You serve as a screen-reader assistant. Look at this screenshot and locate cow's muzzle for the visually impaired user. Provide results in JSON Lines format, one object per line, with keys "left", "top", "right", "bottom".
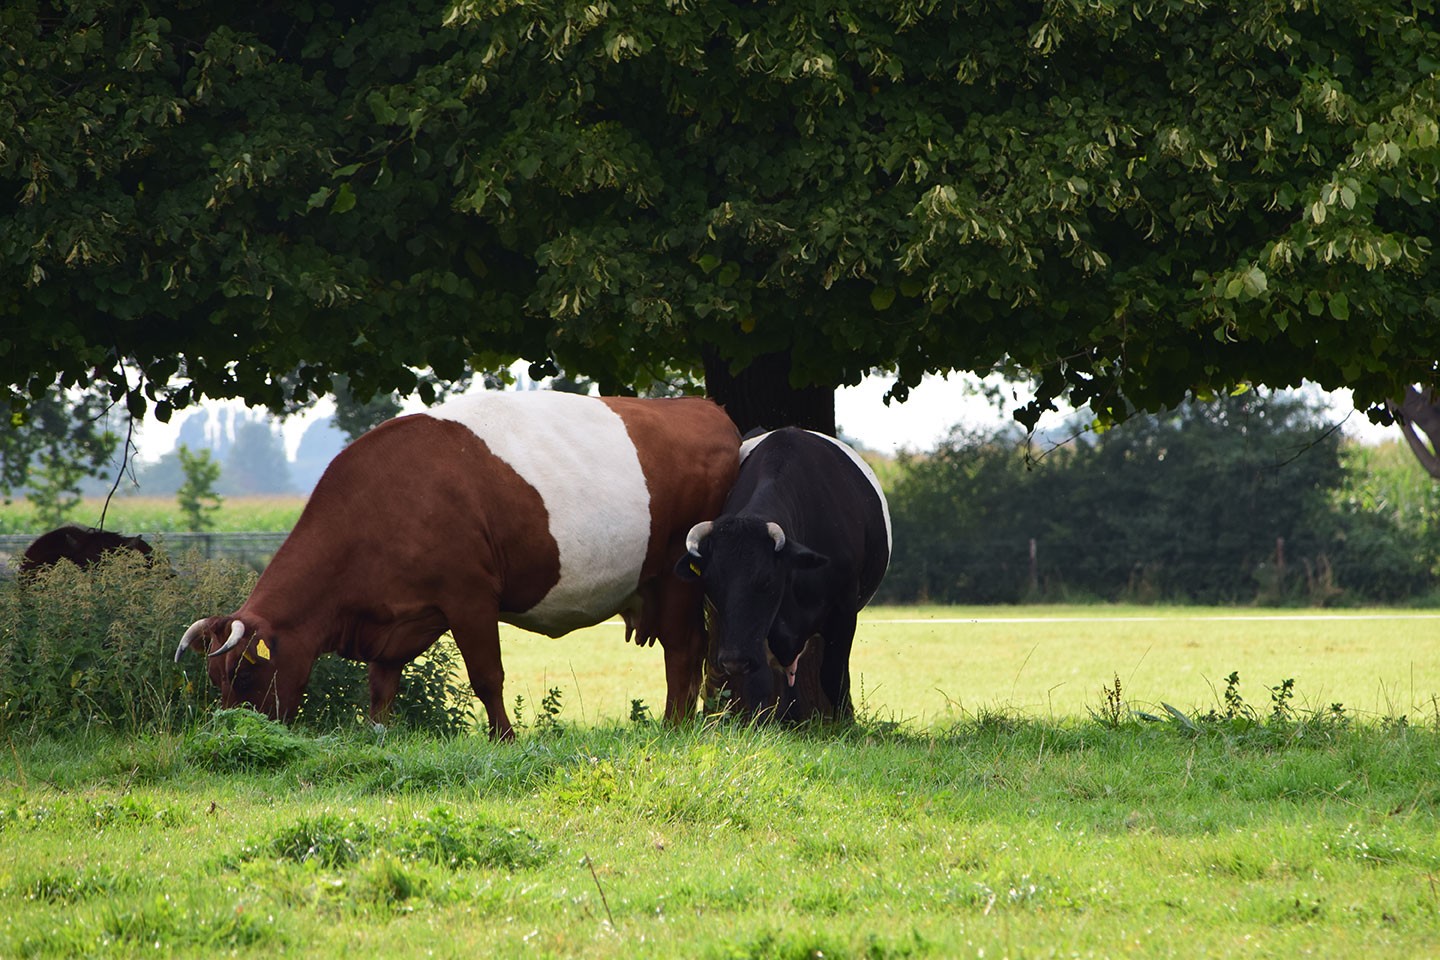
{"left": 717, "top": 654, "right": 760, "bottom": 677}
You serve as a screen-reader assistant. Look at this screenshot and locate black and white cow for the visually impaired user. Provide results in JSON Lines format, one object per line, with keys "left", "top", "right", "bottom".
{"left": 675, "top": 427, "right": 891, "bottom": 720}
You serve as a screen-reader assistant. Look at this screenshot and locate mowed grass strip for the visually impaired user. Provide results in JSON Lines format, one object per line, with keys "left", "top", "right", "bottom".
{"left": 1, "top": 716, "right": 1438, "bottom": 959}
{"left": 495, "top": 606, "right": 1440, "bottom": 728}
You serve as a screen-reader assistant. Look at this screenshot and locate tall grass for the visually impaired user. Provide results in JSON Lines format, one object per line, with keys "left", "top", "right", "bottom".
{"left": 0, "top": 552, "right": 471, "bottom": 737}
{"left": 0, "top": 549, "right": 255, "bottom": 733}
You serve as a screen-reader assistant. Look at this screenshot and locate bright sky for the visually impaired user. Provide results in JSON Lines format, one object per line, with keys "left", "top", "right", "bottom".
{"left": 834, "top": 375, "right": 1399, "bottom": 453}
{"left": 130, "top": 370, "right": 1398, "bottom": 465}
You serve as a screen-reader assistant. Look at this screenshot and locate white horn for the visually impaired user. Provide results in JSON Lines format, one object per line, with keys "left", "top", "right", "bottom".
{"left": 685, "top": 521, "right": 714, "bottom": 557}
{"left": 174, "top": 618, "right": 208, "bottom": 662}
{"left": 766, "top": 522, "right": 786, "bottom": 552}
{"left": 208, "top": 620, "right": 247, "bottom": 659}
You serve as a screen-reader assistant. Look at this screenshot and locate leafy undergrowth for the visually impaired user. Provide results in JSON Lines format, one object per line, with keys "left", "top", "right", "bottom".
{"left": 2, "top": 713, "right": 1439, "bottom": 958}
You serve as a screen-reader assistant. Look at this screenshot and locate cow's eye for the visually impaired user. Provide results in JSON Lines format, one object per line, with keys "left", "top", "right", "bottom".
{"left": 747, "top": 571, "right": 778, "bottom": 593}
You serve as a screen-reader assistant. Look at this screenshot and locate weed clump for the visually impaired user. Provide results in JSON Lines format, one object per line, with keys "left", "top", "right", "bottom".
{"left": 254, "top": 806, "right": 545, "bottom": 871}
{"left": 185, "top": 708, "right": 314, "bottom": 770}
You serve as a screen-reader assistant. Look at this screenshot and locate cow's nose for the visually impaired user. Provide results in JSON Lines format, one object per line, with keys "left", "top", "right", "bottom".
{"left": 718, "top": 655, "right": 758, "bottom": 677}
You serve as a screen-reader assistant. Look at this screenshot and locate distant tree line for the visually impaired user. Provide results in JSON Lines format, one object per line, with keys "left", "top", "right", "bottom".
{"left": 880, "top": 391, "right": 1440, "bottom": 606}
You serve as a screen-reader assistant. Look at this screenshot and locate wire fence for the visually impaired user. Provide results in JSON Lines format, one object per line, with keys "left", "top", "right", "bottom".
{"left": 0, "top": 531, "right": 289, "bottom": 574}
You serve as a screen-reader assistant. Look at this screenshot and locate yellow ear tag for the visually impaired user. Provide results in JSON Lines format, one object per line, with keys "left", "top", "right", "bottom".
{"left": 689, "top": 561, "right": 702, "bottom": 576}
{"left": 256, "top": 638, "right": 271, "bottom": 661}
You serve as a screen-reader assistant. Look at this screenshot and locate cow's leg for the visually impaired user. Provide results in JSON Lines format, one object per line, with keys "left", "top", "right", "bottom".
{"left": 661, "top": 629, "right": 706, "bottom": 723}
{"left": 651, "top": 581, "right": 707, "bottom": 723}
{"left": 818, "top": 610, "right": 858, "bottom": 721}
{"left": 367, "top": 661, "right": 403, "bottom": 726}
{"left": 449, "top": 608, "right": 514, "bottom": 741}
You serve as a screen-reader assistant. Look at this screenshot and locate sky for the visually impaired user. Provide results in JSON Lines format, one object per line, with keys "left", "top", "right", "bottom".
{"left": 130, "top": 369, "right": 1400, "bottom": 465}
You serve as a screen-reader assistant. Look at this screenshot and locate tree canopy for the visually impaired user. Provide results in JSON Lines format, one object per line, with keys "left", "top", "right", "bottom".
{"left": 3, "top": 1, "right": 1437, "bottom": 433}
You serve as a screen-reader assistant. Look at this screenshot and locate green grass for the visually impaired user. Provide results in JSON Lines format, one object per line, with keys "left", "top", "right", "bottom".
{"left": 498, "top": 606, "right": 1440, "bottom": 729}
{"left": 0, "top": 495, "right": 307, "bottom": 534}
{"left": 7, "top": 590, "right": 1440, "bottom": 957}
{"left": 2, "top": 713, "right": 1439, "bottom": 959}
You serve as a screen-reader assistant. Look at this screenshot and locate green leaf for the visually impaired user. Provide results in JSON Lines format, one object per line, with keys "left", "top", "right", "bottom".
{"left": 366, "top": 90, "right": 396, "bottom": 125}
{"left": 1328, "top": 293, "right": 1350, "bottom": 321}
{"left": 1241, "top": 266, "right": 1267, "bottom": 298}
{"left": 332, "top": 182, "right": 357, "bottom": 214}
{"left": 1161, "top": 702, "right": 1199, "bottom": 733}
{"left": 870, "top": 287, "right": 897, "bottom": 311}
{"left": 697, "top": 254, "right": 722, "bottom": 275}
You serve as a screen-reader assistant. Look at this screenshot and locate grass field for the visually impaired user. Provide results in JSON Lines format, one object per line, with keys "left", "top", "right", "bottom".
{"left": 3, "top": 608, "right": 1440, "bottom": 958}
{"left": 495, "top": 606, "right": 1440, "bottom": 730}
{"left": 3, "top": 712, "right": 1439, "bottom": 959}
{"left": 0, "top": 496, "right": 308, "bottom": 535}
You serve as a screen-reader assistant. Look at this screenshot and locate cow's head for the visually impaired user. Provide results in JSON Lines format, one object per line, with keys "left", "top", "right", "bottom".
{"left": 174, "top": 616, "right": 306, "bottom": 721}
{"left": 119, "top": 534, "right": 154, "bottom": 559}
{"left": 675, "top": 518, "right": 828, "bottom": 715}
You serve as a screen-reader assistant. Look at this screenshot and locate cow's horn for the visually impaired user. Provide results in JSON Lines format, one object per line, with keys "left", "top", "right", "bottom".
{"left": 175, "top": 619, "right": 208, "bottom": 662}
{"left": 766, "top": 522, "right": 786, "bottom": 552}
{"left": 685, "top": 521, "right": 714, "bottom": 556}
{"left": 208, "top": 620, "right": 247, "bottom": 659}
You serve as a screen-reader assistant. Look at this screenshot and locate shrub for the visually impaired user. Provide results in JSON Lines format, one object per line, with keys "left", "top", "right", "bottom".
{"left": 0, "top": 549, "right": 255, "bottom": 734}
{"left": 882, "top": 392, "right": 1440, "bottom": 605}
{"left": 299, "top": 640, "right": 473, "bottom": 736}
{"left": 0, "top": 549, "right": 472, "bottom": 736}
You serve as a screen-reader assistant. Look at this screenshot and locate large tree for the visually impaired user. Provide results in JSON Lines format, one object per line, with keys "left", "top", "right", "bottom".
{"left": 3, "top": 1, "right": 1437, "bottom": 435}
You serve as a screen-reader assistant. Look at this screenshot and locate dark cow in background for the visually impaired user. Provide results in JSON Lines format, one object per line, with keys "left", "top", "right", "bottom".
{"left": 676, "top": 427, "right": 891, "bottom": 721}
{"left": 175, "top": 391, "right": 740, "bottom": 739}
{"left": 19, "top": 525, "right": 154, "bottom": 577}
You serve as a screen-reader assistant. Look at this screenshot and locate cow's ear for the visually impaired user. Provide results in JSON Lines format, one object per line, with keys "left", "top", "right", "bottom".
{"left": 674, "top": 553, "right": 707, "bottom": 581}
{"left": 786, "top": 542, "right": 829, "bottom": 570}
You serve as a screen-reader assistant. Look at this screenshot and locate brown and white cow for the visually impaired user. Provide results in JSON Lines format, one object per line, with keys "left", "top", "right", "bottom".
{"left": 175, "top": 391, "right": 740, "bottom": 738}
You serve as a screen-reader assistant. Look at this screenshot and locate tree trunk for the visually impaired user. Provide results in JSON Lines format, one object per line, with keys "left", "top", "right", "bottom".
{"left": 701, "top": 347, "right": 836, "bottom": 437}
{"left": 1390, "top": 386, "right": 1440, "bottom": 481}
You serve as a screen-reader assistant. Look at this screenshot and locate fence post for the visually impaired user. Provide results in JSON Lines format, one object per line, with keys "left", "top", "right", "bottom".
{"left": 1275, "top": 536, "right": 1286, "bottom": 589}
{"left": 1028, "top": 537, "right": 1038, "bottom": 595}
